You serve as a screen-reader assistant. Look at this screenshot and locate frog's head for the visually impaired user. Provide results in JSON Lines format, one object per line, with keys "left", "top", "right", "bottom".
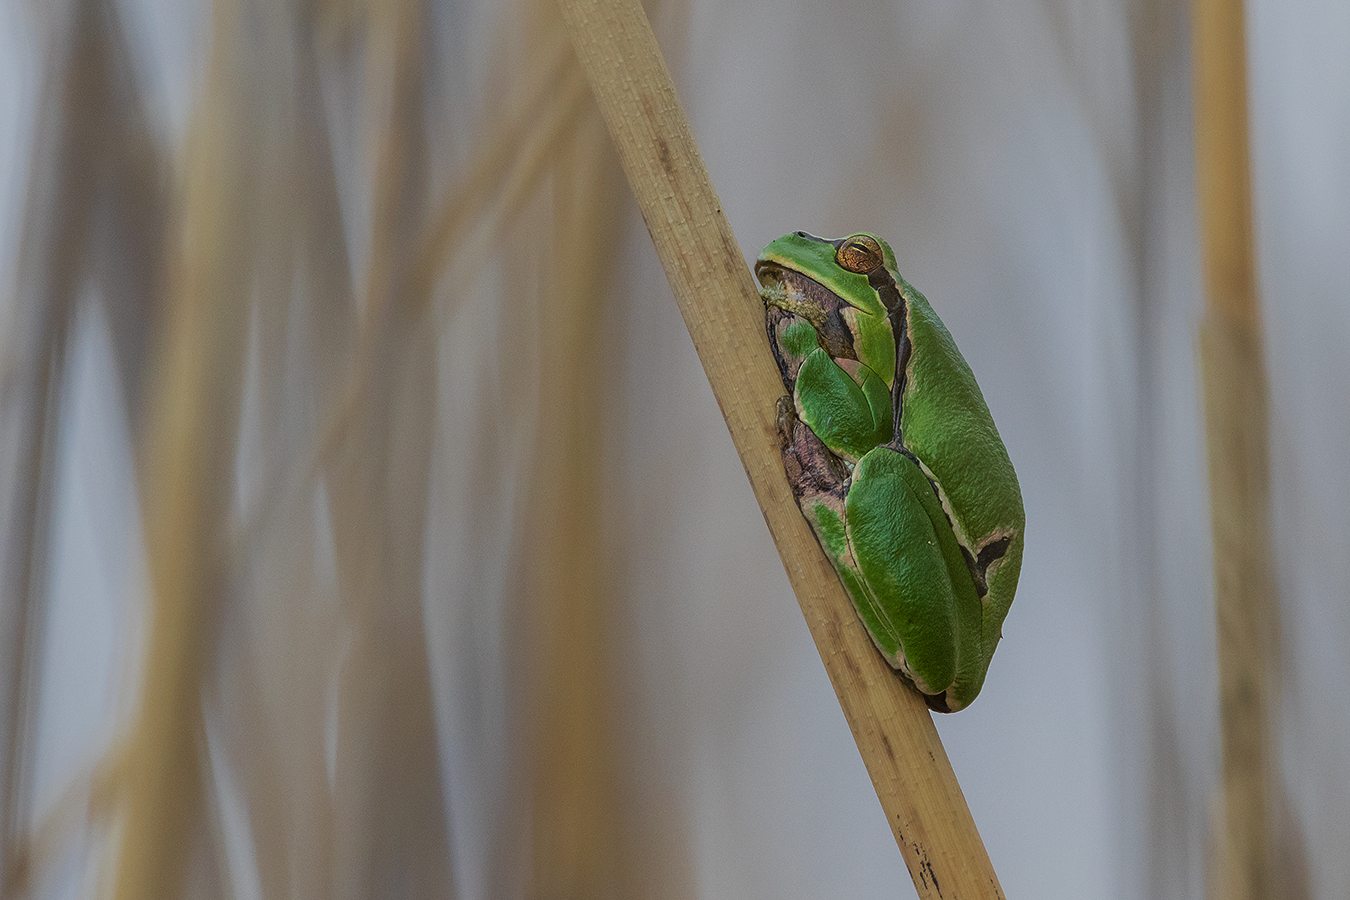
{"left": 755, "top": 231, "right": 901, "bottom": 389}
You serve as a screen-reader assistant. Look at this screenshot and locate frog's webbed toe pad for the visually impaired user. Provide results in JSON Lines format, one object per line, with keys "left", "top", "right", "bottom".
{"left": 774, "top": 395, "right": 798, "bottom": 447}
{"left": 776, "top": 396, "right": 848, "bottom": 502}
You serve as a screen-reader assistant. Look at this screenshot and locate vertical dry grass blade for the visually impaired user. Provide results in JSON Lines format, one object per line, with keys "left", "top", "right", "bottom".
{"left": 0, "top": 14, "right": 79, "bottom": 885}
{"left": 408, "top": 22, "right": 584, "bottom": 309}
{"left": 109, "top": 0, "right": 264, "bottom": 894}
{"left": 201, "top": 7, "right": 359, "bottom": 900}
{"left": 322, "top": 1, "right": 454, "bottom": 896}
{"left": 2, "top": 0, "right": 167, "bottom": 891}
{"left": 555, "top": 0, "right": 1004, "bottom": 895}
{"left": 514, "top": 28, "right": 637, "bottom": 898}
{"left": 1191, "top": 1, "right": 1286, "bottom": 898}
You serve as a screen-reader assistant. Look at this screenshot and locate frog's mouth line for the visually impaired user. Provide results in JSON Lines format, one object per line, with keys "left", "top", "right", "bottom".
{"left": 755, "top": 264, "right": 869, "bottom": 369}
{"left": 754, "top": 262, "right": 790, "bottom": 309}
{"left": 754, "top": 262, "right": 848, "bottom": 320}
{"left": 753, "top": 259, "right": 793, "bottom": 300}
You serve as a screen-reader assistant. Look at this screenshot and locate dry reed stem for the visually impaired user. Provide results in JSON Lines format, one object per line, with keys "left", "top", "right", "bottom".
{"left": 209, "top": 9, "right": 357, "bottom": 898}
{"left": 108, "top": 0, "right": 274, "bottom": 893}
{"left": 232, "top": 38, "right": 588, "bottom": 559}
{"left": 519, "top": 26, "right": 637, "bottom": 894}
{"left": 0, "top": 323, "right": 63, "bottom": 900}
{"left": 3, "top": 1, "right": 168, "bottom": 890}
{"left": 556, "top": 0, "right": 1003, "bottom": 895}
{"left": 322, "top": 1, "right": 454, "bottom": 895}
{"left": 1191, "top": 0, "right": 1279, "bottom": 897}
{"left": 0, "top": 5, "right": 104, "bottom": 885}
{"left": 407, "top": 24, "right": 581, "bottom": 304}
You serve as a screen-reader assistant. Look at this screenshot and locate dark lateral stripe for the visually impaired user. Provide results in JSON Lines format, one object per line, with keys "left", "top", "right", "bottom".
{"left": 960, "top": 534, "right": 1013, "bottom": 598}
{"left": 867, "top": 267, "right": 911, "bottom": 443}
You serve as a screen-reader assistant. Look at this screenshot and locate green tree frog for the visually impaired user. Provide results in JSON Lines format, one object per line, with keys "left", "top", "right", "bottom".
{"left": 756, "top": 232, "right": 1024, "bottom": 712}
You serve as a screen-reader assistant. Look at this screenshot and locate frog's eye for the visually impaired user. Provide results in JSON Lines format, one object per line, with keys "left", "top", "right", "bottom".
{"left": 835, "top": 234, "right": 884, "bottom": 274}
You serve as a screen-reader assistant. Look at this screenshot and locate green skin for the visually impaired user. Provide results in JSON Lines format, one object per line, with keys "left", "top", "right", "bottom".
{"left": 756, "top": 232, "right": 1024, "bottom": 712}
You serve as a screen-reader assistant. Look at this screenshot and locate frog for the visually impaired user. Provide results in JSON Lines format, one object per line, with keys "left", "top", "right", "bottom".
{"left": 756, "top": 231, "right": 1024, "bottom": 712}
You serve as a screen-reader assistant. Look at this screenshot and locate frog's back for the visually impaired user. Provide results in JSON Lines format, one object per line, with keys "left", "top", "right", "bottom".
{"left": 897, "top": 281, "right": 1023, "bottom": 541}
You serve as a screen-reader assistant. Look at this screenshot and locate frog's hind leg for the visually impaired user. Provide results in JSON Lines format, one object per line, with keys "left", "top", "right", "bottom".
{"left": 846, "top": 446, "right": 986, "bottom": 712}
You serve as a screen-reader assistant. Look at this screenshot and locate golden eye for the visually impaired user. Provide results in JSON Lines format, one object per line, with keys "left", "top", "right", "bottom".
{"left": 835, "top": 234, "right": 884, "bottom": 274}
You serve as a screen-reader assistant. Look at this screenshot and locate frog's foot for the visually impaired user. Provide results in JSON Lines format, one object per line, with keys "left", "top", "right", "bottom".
{"left": 775, "top": 395, "right": 849, "bottom": 502}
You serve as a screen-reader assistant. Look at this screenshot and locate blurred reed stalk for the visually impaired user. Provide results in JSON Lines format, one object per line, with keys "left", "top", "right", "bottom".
{"left": 0, "top": 19, "right": 78, "bottom": 890}
{"left": 1191, "top": 0, "right": 1287, "bottom": 898}
{"left": 108, "top": 0, "right": 262, "bottom": 892}
{"left": 555, "top": 0, "right": 1005, "bottom": 896}
{"left": 197, "top": 3, "right": 355, "bottom": 898}
{"left": 8, "top": 0, "right": 665, "bottom": 894}
{"left": 510, "top": 10, "right": 636, "bottom": 896}
{"left": 2, "top": 0, "right": 167, "bottom": 892}
{"left": 323, "top": 0, "right": 456, "bottom": 895}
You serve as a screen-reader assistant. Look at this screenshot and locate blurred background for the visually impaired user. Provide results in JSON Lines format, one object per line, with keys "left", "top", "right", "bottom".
{"left": 0, "top": 0, "right": 1347, "bottom": 898}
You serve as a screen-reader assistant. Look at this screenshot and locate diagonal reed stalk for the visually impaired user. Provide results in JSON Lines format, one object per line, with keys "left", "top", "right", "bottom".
{"left": 555, "top": 0, "right": 1004, "bottom": 896}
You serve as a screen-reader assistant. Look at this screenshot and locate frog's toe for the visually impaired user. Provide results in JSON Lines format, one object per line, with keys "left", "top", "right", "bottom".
{"left": 774, "top": 395, "right": 798, "bottom": 444}
{"left": 779, "top": 411, "right": 849, "bottom": 503}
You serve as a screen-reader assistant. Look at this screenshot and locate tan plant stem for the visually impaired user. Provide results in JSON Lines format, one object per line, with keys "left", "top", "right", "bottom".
{"left": 521, "top": 100, "right": 635, "bottom": 900}
{"left": 323, "top": 2, "right": 455, "bottom": 897}
{"left": 556, "top": 0, "right": 1004, "bottom": 895}
{"left": 1191, "top": 0, "right": 1279, "bottom": 898}
{"left": 110, "top": 0, "right": 257, "bottom": 893}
